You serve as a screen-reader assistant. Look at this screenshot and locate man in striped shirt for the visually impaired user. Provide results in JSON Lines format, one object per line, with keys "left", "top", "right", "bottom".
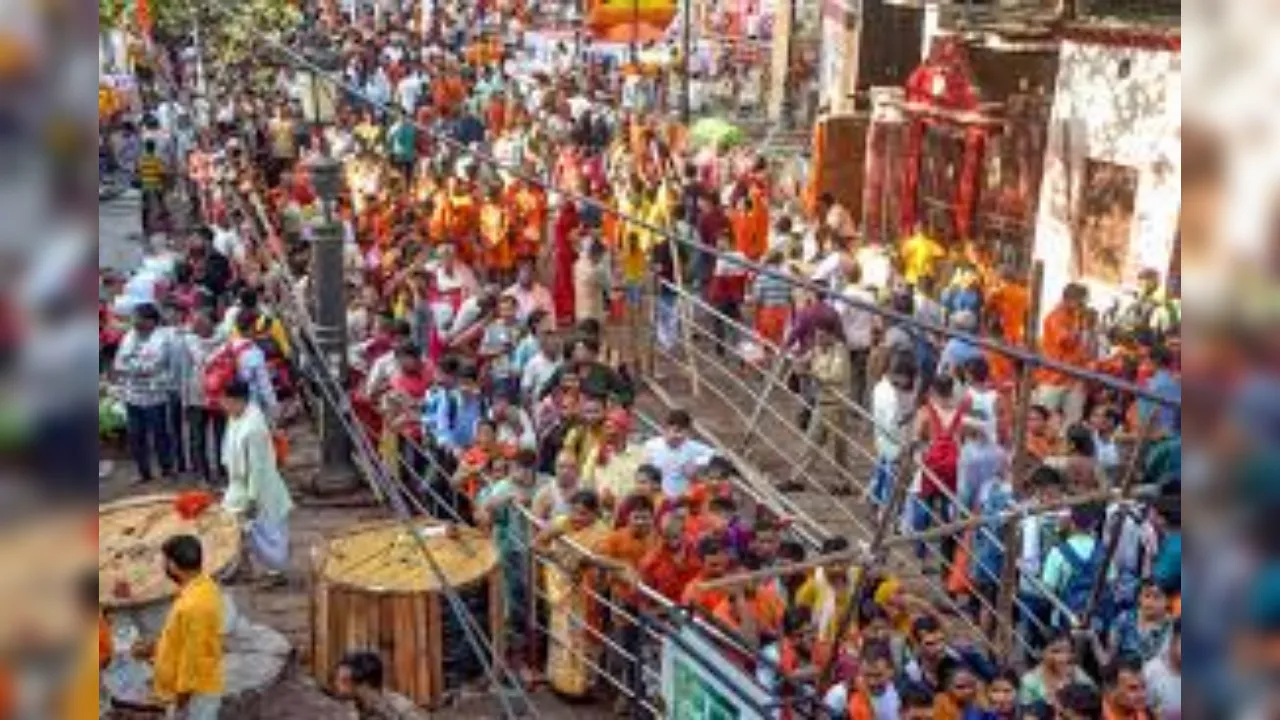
{"left": 748, "top": 251, "right": 794, "bottom": 347}
{"left": 138, "top": 139, "right": 168, "bottom": 234}
{"left": 113, "top": 303, "right": 181, "bottom": 482}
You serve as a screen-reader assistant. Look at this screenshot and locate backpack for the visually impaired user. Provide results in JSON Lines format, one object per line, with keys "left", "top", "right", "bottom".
{"left": 202, "top": 340, "right": 254, "bottom": 404}
{"left": 1057, "top": 539, "right": 1106, "bottom": 627}
{"left": 919, "top": 395, "right": 970, "bottom": 498}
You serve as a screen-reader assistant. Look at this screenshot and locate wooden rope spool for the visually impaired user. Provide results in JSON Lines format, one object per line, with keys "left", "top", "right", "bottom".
{"left": 98, "top": 494, "right": 242, "bottom": 609}
{"left": 311, "top": 520, "right": 503, "bottom": 709}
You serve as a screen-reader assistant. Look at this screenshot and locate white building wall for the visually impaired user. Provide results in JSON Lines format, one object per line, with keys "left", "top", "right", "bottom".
{"left": 1032, "top": 39, "right": 1181, "bottom": 314}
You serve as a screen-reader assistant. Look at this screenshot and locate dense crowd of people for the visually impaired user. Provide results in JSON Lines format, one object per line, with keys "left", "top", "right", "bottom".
{"left": 97, "top": 1, "right": 1182, "bottom": 718}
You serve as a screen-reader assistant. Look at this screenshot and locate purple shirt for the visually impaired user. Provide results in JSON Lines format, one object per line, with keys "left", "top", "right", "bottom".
{"left": 784, "top": 301, "right": 844, "bottom": 353}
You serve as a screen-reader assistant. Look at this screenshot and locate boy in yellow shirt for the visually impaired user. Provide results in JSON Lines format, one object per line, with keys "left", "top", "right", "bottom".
{"left": 135, "top": 534, "right": 224, "bottom": 719}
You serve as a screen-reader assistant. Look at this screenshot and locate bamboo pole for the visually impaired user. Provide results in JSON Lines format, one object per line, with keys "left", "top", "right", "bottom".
{"left": 693, "top": 544, "right": 872, "bottom": 593}
{"left": 994, "top": 260, "right": 1042, "bottom": 658}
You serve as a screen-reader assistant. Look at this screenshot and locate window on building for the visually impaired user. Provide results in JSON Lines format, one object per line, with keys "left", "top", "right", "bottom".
{"left": 1074, "top": 159, "right": 1139, "bottom": 285}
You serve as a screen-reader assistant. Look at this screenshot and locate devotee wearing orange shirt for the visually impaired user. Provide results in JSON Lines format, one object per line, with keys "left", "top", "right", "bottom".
{"left": 597, "top": 497, "right": 659, "bottom": 708}
{"left": 711, "top": 554, "right": 786, "bottom": 648}
{"left": 681, "top": 534, "right": 735, "bottom": 616}
{"left": 479, "top": 187, "right": 514, "bottom": 282}
{"left": 509, "top": 181, "right": 547, "bottom": 262}
{"left": 1036, "top": 283, "right": 1092, "bottom": 424}
{"left": 639, "top": 513, "right": 701, "bottom": 603}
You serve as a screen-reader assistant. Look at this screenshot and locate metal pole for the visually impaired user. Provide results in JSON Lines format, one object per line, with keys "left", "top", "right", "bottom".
{"left": 816, "top": 444, "right": 916, "bottom": 688}
{"left": 995, "top": 260, "right": 1042, "bottom": 659}
{"left": 681, "top": 0, "right": 693, "bottom": 125}
{"left": 307, "top": 152, "right": 351, "bottom": 486}
{"left": 736, "top": 352, "right": 787, "bottom": 454}
{"left": 193, "top": 16, "right": 206, "bottom": 102}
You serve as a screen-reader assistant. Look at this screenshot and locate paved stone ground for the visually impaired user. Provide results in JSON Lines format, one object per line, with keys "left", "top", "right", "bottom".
{"left": 102, "top": 421, "right": 613, "bottom": 719}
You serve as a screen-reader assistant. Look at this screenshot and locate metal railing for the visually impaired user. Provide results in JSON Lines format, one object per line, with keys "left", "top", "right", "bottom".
{"left": 645, "top": 275, "right": 1091, "bottom": 657}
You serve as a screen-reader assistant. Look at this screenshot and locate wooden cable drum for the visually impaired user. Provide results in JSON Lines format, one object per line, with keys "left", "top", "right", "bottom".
{"left": 312, "top": 520, "right": 503, "bottom": 709}
{"left": 98, "top": 494, "right": 241, "bottom": 609}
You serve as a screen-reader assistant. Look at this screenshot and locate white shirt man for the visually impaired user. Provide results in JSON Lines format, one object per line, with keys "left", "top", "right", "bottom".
{"left": 396, "top": 71, "right": 425, "bottom": 114}
{"left": 871, "top": 371, "right": 914, "bottom": 466}
{"left": 1144, "top": 627, "right": 1181, "bottom": 719}
{"left": 365, "top": 68, "right": 392, "bottom": 107}
{"left": 642, "top": 433, "right": 714, "bottom": 498}
{"left": 212, "top": 222, "right": 246, "bottom": 265}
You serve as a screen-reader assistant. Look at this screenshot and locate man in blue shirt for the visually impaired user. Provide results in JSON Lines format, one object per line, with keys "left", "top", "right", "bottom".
{"left": 1138, "top": 345, "right": 1180, "bottom": 437}
{"left": 937, "top": 311, "right": 985, "bottom": 378}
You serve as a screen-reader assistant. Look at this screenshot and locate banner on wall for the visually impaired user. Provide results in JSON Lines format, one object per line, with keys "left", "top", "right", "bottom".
{"left": 661, "top": 623, "right": 773, "bottom": 719}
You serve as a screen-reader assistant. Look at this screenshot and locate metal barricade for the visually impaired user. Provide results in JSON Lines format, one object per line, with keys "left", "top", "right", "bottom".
{"left": 643, "top": 275, "right": 1086, "bottom": 657}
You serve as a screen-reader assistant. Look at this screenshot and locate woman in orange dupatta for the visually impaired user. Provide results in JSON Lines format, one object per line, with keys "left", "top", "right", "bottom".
{"left": 538, "top": 489, "right": 614, "bottom": 698}
{"left": 451, "top": 420, "right": 512, "bottom": 503}
{"left": 744, "top": 181, "right": 770, "bottom": 261}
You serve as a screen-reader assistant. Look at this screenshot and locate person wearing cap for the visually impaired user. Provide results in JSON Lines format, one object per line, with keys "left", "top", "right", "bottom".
{"left": 788, "top": 318, "right": 854, "bottom": 494}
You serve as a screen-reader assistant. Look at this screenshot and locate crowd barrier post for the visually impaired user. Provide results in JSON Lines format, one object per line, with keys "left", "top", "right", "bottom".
{"left": 669, "top": 224, "right": 702, "bottom": 397}
{"left": 816, "top": 441, "right": 917, "bottom": 688}
{"left": 998, "top": 258, "right": 1039, "bottom": 655}
{"left": 996, "top": 260, "right": 1044, "bottom": 659}
{"left": 1081, "top": 414, "right": 1157, "bottom": 626}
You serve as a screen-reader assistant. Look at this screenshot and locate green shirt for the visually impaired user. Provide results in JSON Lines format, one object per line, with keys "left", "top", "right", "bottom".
{"left": 476, "top": 476, "right": 545, "bottom": 555}
{"left": 388, "top": 121, "right": 417, "bottom": 163}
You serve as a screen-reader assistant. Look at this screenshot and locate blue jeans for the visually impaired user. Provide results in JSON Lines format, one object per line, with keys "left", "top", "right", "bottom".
{"left": 910, "top": 493, "right": 953, "bottom": 562}
{"left": 126, "top": 403, "right": 174, "bottom": 481}
{"left": 655, "top": 291, "right": 679, "bottom": 351}
{"left": 871, "top": 455, "right": 895, "bottom": 507}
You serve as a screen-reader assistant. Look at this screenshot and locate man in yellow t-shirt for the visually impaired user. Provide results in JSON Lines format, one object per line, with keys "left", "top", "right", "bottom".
{"left": 899, "top": 229, "right": 945, "bottom": 286}
{"left": 136, "top": 535, "right": 224, "bottom": 719}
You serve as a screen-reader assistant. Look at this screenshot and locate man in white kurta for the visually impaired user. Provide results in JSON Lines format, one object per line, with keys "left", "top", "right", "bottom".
{"left": 221, "top": 380, "right": 294, "bottom": 579}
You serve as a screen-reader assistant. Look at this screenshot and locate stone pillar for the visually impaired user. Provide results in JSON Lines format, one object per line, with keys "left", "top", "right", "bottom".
{"left": 310, "top": 218, "right": 351, "bottom": 478}
{"left": 767, "top": 0, "right": 794, "bottom": 123}
{"left": 831, "top": 1, "right": 862, "bottom": 115}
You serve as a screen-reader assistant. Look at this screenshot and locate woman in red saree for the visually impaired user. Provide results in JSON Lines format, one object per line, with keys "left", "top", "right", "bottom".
{"left": 551, "top": 200, "right": 580, "bottom": 327}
